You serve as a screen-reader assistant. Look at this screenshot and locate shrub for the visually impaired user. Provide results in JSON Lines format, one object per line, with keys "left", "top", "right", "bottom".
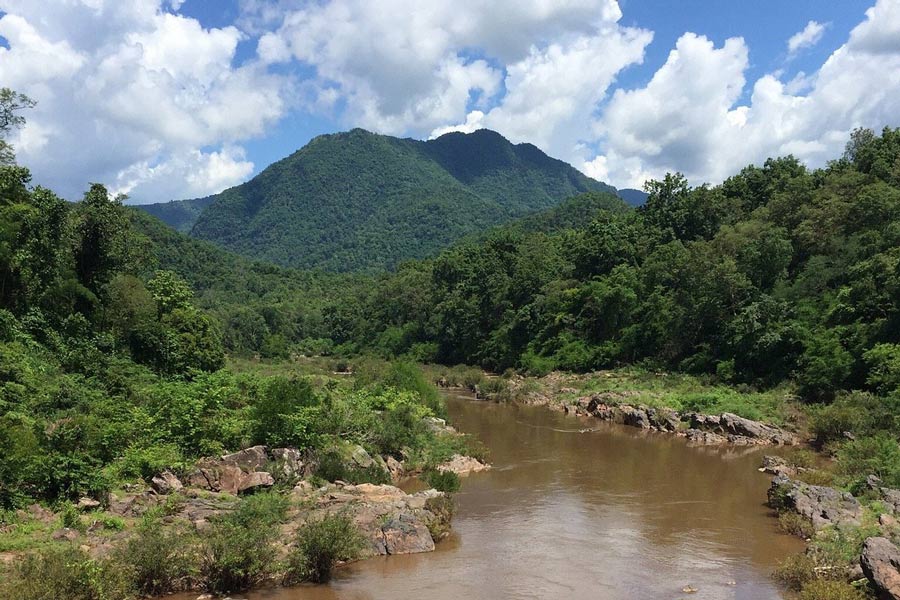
{"left": 774, "top": 553, "right": 817, "bottom": 591}
{"left": 778, "top": 512, "right": 814, "bottom": 538}
{"left": 118, "top": 517, "right": 195, "bottom": 595}
{"left": 0, "top": 545, "right": 130, "bottom": 600}
{"left": 424, "top": 495, "right": 455, "bottom": 541}
{"left": 199, "top": 495, "right": 284, "bottom": 594}
{"left": 423, "top": 469, "right": 460, "bottom": 493}
{"left": 60, "top": 501, "right": 85, "bottom": 532}
{"left": 837, "top": 433, "right": 900, "bottom": 488}
{"left": 798, "top": 580, "right": 866, "bottom": 600}
{"left": 285, "top": 513, "right": 365, "bottom": 584}
{"left": 314, "top": 450, "right": 389, "bottom": 485}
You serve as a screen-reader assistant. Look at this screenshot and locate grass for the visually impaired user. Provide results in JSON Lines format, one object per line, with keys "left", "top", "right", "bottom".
{"left": 285, "top": 513, "right": 365, "bottom": 584}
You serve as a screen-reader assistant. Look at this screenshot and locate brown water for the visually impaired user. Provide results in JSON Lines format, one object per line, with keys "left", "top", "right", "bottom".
{"left": 234, "top": 394, "right": 804, "bottom": 600}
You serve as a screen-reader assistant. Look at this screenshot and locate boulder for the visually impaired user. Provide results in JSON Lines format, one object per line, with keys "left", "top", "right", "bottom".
{"left": 77, "top": 497, "right": 100, "bottom": 511}
{"left": 375, "top": 512, "right": 435, "bottom": 555}
{"left": 720, "top": 413, "right": 797, "bottom": 445}
{"left": 759, "top": 455, "right": 795, "bottom": 477}
{"left": 648, "top": 407, "right": 680, "bottom": 431}
{"left": 619, "top": 405, "right": 650, "bottom": 429}
{"left": 683, "top": 429, "right": 728, "bottom": 446}
{"left": 220, "top": 445, "right": 268, "bottom": 471}
{"left": 769, "top": 475, "right": 862, "bottom": 530}
{"left": 437, "top": 454, "right": 490, "bottom": 475}
{"left": 52, "top": 528, "right": 79, "bottom": 541}
{"left": 386, "top": 456, "right": 404, "bottom": 482}
{"left": 350, "top": 444, "right": 375, "bottom": 469}
{"left": 271, "top": 448, "right": 304, "bottom": 479}
{"left": 150, "top": 470, "right": 183, "bottom": 495}
{"left": 861, "top": 537, "right": 900, "bottom": 600}
{"left": 238, "top": 471, "right": 275, "bottom": 492}
{"left": 187, "top": 464, "right": 274, "bottom": 495}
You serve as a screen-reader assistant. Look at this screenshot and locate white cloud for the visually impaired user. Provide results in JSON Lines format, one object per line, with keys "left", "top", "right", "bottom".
{"left": 592, "top": 0, "right": 900, "bottom": 189}
{"left": 256, "top": 0, "right": 632, "bottom": 137}
{"left": 788, "top": 20, "right": 826, "bottom": 55}
{"left": 0, "top": 0, "right": 288, "bottom": 203}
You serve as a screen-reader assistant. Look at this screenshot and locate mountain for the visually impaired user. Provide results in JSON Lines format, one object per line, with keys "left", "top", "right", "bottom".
{"left": 140, "top": 128, "right": 615, "bottom": 272}
{"left": 616, "top": 188, "right": 648, "bottom": 206}
{"left": 135, "top": 196, "right": 214, "bottom": 233}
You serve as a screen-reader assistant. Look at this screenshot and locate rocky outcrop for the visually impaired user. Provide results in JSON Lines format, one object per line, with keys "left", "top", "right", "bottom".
{"left": 150, "top": 470, "right": 183, "bottom": 495}
{"left": 861, "top": 537, "right": 900, "bottom": 599}
{"left": 311, "top": 483, "right": 447, "bottom": 556}
{"left": 186, "top": 446, "right": 277, "bottom": 495}
{"left": 566, "top": 394, "right": 797, "bottom": 446}
{"left": 768, "top": 475, "right": 863, "bottom": 530}
{"left": 437, "top": 454, "right": 491, "bottom": 475}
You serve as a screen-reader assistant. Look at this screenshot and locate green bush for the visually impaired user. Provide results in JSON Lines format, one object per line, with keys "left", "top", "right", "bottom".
{"left": 774, "top": 553, "right": 817, "bottom": 591}
{"left": 424, "top": 495, "right": 455, "bottom": 541}
{"left": 285, "top": 513, "right": 365, "bottom": 584}
{"left": 423, "top": 469, "right": 461, "bottom": 493}
{"left": 778, "top": 512, "right": 814, "bottom": 538}
{"left": 0, "top": 545, "right": 130, "bottom": 600}
{"left": 199, "top": 494, "right": 285, "bottom": 594}
{"left": 837, "top": 433, "right": 900, "bottom": 487}
{"left": 314, "top": 450, "right": 389, "bottom": 485}
{"left": 118, "top": 517, "right": 195, "bottom": 596}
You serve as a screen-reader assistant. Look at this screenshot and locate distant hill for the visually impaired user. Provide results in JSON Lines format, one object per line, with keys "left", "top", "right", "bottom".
{"left": 616, "top": 188, "right": 648, "bottom": 206}
{"left": 134, "top": 196, "right": 214, "bottom": 233}
{"left": 138, "top": 128, "right": 615, "bottom": 272}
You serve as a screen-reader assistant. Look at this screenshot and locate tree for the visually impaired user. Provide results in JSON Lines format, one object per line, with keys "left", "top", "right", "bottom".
{"left": 0, "top": 88, "right": 36, "bottom": 165}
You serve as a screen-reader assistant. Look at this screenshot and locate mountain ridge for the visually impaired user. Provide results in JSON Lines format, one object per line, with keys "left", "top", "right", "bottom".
{"left": 137, "top": 128, "right": 615, "bottom": 272}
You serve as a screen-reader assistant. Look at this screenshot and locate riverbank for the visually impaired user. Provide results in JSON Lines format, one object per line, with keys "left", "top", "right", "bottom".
{"left": 433, "top": 367, "right": 900, "bottom": 599}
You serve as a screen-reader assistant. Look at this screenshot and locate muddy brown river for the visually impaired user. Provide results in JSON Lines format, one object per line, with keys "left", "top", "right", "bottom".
{"left": 232, "top": 394, "right": 804, "bottom": 600}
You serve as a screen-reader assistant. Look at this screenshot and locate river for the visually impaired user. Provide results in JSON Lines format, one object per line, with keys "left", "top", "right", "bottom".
{"left": 235, "top": 392, "right": 804, "bottom": 600}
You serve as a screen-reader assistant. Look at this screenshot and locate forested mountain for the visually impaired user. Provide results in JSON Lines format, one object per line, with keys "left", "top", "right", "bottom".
{"left": 616, "top": 188, "right": 649, "bottom": 206}
{"left": 135, "top": 196, "right": 213, "bottom": 233}
{"left": 147, "top": 128, "right": 613, "bottom": 272}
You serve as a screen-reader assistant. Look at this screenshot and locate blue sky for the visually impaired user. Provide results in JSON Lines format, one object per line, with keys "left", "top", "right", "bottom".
{"left": 0, "top": 0, "right": 896, "bottom": 202}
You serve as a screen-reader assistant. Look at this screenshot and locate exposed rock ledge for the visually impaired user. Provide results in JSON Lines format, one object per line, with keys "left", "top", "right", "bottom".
{"left": 534, "top": 392, "right": 799, "bottom": 446}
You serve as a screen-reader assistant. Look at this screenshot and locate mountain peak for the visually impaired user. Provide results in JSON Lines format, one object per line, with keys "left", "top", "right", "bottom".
{"left": 139, "top": 129, "right": 615, "bottom": 272}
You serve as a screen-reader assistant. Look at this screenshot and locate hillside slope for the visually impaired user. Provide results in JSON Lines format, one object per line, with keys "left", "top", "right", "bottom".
{"left": 146, "top": 128, "right": 614, "bottom": 272}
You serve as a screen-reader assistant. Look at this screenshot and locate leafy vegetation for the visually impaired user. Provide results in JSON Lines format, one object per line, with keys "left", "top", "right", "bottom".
{"left": 285, "top": 513, "right": 366, "bottom": 584}
{"left": 154, "top": 128, "right": 614, "bottom": 272}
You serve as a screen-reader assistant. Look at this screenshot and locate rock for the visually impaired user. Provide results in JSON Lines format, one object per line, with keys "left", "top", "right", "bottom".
{"left": 861, "top": 537, "right": 900, "bottom": 599}
{"left": 150, "top": 470, "right": 183, "bottom": 495}
{"left": 683, "top": 429, "right": 728, "bottom": 446}
{"left": 238, "top": 471, "right": 275, "bottom": 493}
{"left": 759, "top": 455, "right": 795, "bottom": 477}
{"left": 26, "top": 503, "right": 55, "bottom": 524}
{"left": 386, "top": 456, "right": 404, "bottom": 482}
{"left": 291, "top": 480, "right": 314, "bottom": 497}
{"left": 77, "top": 497, "right": 100, "bottom": 511}
{"left": 52, "top": 528, "right": 79, "bottom": 541}
{"left": 881, "top": 514, "right": 898, "bottom": 528}
{"left": 865, "top": 476, "right": 900, "bottom": 515}
{"left": 769, "top": 475, "right": 862, "bottom": 530}
{"left": 619, "top": 405, "right": 650, "bottom": 429}
{"left": 423, "top": 417, "right": 455, "bottom": 434}
{"left": 375, "top": 512, "right": 435, "bottom": 555}
{"left": 187, "top": 464, "right": 273, "bottom": 495}
{"left": 220, "top": 445, "right": 268, "bottom": 471}
{"left": 350, "top": 444, "right": 375, "bottom": 469}
{"left": 648, "top": 407, "right": 680, "bottom": 431}
{"left": 721, "top": 413, "right": 797, "bottom": 445}
{"left": 437, "top": 454, "right": 490, "bottom": 475}
{"left": 271, "top": 448, "right": 304, "bottom": 478}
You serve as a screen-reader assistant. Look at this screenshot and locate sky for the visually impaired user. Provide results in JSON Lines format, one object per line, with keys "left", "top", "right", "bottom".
{"left": 0, "top": 0, "right": 898, "bottom": 204}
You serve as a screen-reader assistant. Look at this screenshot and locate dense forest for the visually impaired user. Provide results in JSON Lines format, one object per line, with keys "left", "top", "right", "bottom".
{"left": 3, "top": 78, "right": 900, "bottom": 598}
{"left": 142, "top": 128, "right": 613, "bottom": 272}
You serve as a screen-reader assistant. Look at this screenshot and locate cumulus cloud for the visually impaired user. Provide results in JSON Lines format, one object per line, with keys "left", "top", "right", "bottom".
{"left": 255, "top": 0, "right": 635, "bottom": 139}
{"left": 788, "top": 20, "right": 826, "bottom": 55}
{"left": 592, "top": 0, "right": 900, "bottom": 189}
{"left": 0, "top": 0, "right": 287, "bottom": 202}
